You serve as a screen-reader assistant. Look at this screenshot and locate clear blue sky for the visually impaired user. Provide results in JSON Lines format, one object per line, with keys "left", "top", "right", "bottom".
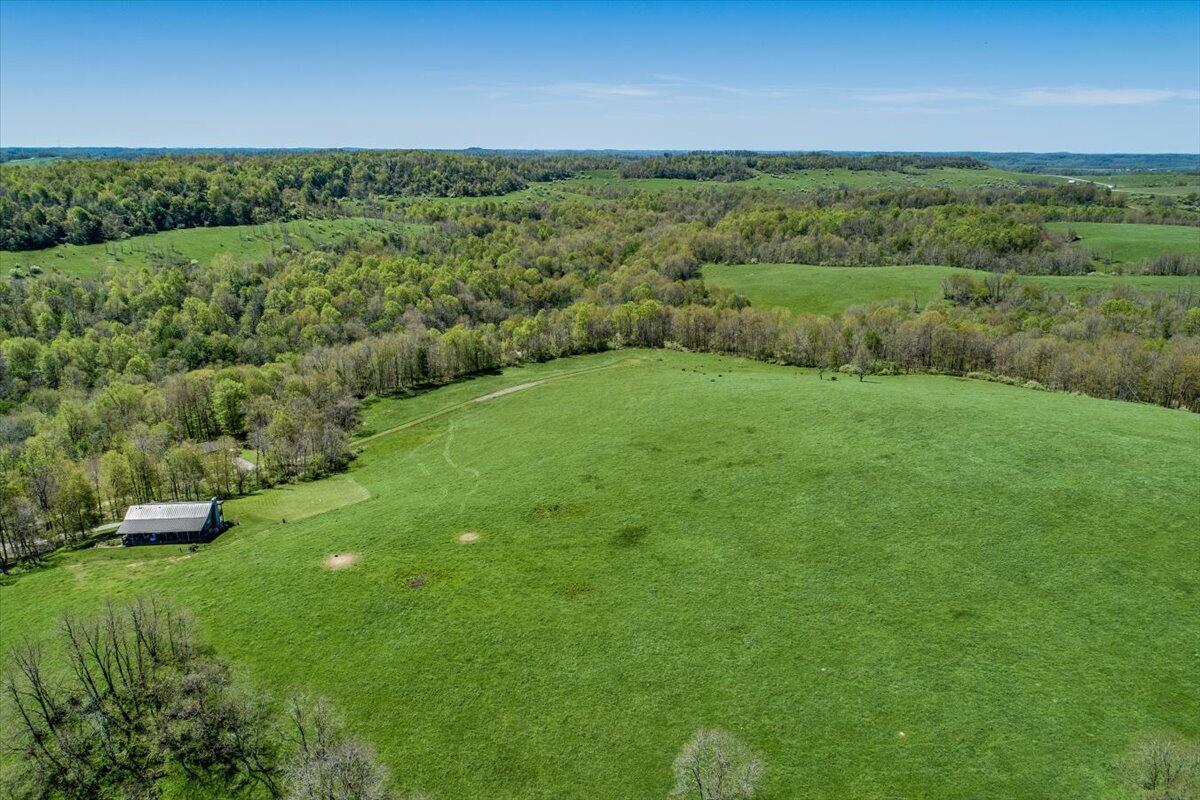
{"left": 2, "top": 0, "right": 1198, "bottom": 151}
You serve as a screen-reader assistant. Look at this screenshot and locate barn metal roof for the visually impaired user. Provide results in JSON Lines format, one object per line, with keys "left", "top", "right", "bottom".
{"left": 118, "top": 499, "right": 217, "bottom": 535}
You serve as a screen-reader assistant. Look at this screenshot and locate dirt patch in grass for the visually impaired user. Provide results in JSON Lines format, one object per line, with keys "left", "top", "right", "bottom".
{"left": 457, "top": 531, "right": 480, "bottom": 543}
{"left": 473, "top": 381, "right": 542, "bottom": 402}
{"left": 406, "top": 574, "right": 427, "bottom": 589}
{"left": 323, "top": 553, "right": 360, "bottom": 571}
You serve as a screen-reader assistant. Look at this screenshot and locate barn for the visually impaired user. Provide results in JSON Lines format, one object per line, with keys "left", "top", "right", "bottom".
{"left": 119, "top": 498, "right": 228, "bottom": 546}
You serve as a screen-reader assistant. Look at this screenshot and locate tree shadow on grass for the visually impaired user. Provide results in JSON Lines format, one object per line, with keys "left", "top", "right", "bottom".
{"left": 613, "top": 524, "right": 650, "bottom": 547}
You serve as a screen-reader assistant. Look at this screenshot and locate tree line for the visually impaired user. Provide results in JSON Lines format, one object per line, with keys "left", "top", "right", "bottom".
{"left": 617, "top": 152, "right": 987, "bottom": 181}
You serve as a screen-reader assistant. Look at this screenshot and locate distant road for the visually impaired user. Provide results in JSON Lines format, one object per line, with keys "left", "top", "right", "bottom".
{"left": 1053, "top": 175, "right": 1116, "bottom": 190}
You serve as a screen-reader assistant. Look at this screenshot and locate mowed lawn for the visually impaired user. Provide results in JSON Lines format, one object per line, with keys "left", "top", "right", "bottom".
{"left": 0, "top": 217, "right": 422, "bottom": 279}
{"left": 704, "top": 263, "right": 1200, "bottom": 315}
{"left": 2, "top": 350, "right": 1198, "bottom": 799}
{"left": 1044, "top": 221, "right": 1200, "bottom": 264}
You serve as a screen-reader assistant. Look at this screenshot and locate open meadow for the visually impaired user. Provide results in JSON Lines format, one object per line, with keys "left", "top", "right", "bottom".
{"left": 0, "top": 217, "right": 422, "bottom": 279}
{"left": 1075, "top": 172, "right": 1200, "bottom": 198}
{"left": 2, "top": 350, "right": 1196, "bottom": 800}
{"left": 1042, "top": 221, "right": 1200, "bottom": 265}
{"left": 703, "top": 263, "right": 1200, "bottom": 315}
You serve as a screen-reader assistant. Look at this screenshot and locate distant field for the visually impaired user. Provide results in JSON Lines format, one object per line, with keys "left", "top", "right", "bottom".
{"left": 2, "top": 349, "right": 1196, "bottom": 799}
{"left": 1, "top": 217, "right": 423, "bottom": 279}
{"left": 1044, "top": 221, "right": 1200, "bottom": 264}
{"left": 541, "top": 167, "right": 1063, "bottom": 195}
{"left": 742, "top": 166, "right": 1062, "bottom": 191}
{"left": 705, "top": 263, "right": 1200, "bottom": 315}
{"left": 1071, "top": 172, "right": 1200, "bottom": 198}
{"left": 0, "top": 156, "right": 63, "bottom": 167}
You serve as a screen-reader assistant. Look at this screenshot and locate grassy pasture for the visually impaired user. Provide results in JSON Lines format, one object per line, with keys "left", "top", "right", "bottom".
{"left": 0, "top": 217, "right": 422, "bottom": 279}
{"left": 224, "top": 473, "right": 371, "bottom": 530}
{"left": 741, "top": 166, "right": 1061, "bottom": 191}
{"left": 704, "top": 262, "right": 1200, "bottom": 315}
{"left": 1075, "top": 172, "right": 1200, "bottom": 198}
{"left": 2, "top": 350, "right": 1197, "bottom": 799}
{"left": 1043, "top": 221, "right": 1200, "bottom": 265}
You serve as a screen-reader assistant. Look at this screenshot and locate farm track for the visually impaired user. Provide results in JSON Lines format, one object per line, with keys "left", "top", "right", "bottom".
{"left": 1051, "top": 174, "right": 1116, "bottom": 190}
{"left": 354, "top": 356, "right": 644, "bottom": 445}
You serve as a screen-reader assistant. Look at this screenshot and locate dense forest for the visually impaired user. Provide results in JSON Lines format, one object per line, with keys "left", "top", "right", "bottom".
{"left": 0, "top": 151, "right": 631, "bottom": 250}
{"left": 0, "top": 151, "right": 520, "bottom": 250}
{"left": 1, "top": 154, "right": 1198, "bottom": 570}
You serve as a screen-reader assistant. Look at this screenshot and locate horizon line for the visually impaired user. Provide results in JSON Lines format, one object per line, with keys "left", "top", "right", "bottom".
{"left": 4, "top": 146, "right": 1199, "bottom": 157}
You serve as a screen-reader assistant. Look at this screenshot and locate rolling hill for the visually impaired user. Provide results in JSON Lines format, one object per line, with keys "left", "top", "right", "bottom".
{"left": 3, "top": 350, "right": 1196, "bottom": 799}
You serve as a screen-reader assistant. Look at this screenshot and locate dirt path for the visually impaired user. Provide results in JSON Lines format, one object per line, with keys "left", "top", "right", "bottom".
{"left": 473, "top": 381, "right": 542, "bottom": 402}
{"left": 355, "top": 357, "right": 642, "bottom": 446}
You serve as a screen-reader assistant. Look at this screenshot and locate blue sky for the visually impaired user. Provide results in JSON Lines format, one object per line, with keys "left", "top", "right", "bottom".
{"left": 1, "top": 0, "right": 1198, "bottom": 151}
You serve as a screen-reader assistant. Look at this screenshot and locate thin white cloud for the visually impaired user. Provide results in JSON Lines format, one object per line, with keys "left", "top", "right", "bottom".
{"left": 462, "top": 77, "right": 1200, "bottom": 111}
{"left": 859, "top": 89, "right": 989, "bottom": 104}
{"left": 858, "top": 86, "right": 1199, "bottom": 108}
{"left": 1012, "top": 88, "right": 1199, "bottom": 106}
{"left": 536, "top": 82, "right": 663, "bottom": 99}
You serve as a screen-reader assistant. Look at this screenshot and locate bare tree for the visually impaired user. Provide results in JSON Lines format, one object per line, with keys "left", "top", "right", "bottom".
{"left": 670, "top": 728, "right": 764, "bottom": 800}
{"left": 5, "top": 598, "right": 196, "bottom": 798}
{"left": 1122, "top": 733, "right": 1200, "bottom": 800}
{"left": 284, "top": 696, "right": 392, "bottom": 800}
{"left": 4, "top": 598, "right": 284, "bottom": 800}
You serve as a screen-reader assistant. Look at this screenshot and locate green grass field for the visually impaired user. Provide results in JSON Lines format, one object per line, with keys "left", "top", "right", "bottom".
{"left": 0, "top": 217, "right": 423, "bottom": 279}
{"left": 1069, "top": 172, "right": 1200, "bottom": 198}
{"left": 704, "top": 263, "right": 1200, "bottom": 315}
{"left": 225, "top": 473, "right": 371, "bottom": 530}
{"left": 1043, "top": 221, "right": 1200, "bottom": 265}
{"left": 741, "top": 166, "right": 1062, "bottom": 191}
{"left": 2, "top": 350, "right": 1197, "bottom": 799}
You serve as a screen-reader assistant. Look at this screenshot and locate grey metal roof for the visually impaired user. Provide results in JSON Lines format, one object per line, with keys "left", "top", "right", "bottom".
{"left": 118, "top": 500, "right": 215, "bottom": 535}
